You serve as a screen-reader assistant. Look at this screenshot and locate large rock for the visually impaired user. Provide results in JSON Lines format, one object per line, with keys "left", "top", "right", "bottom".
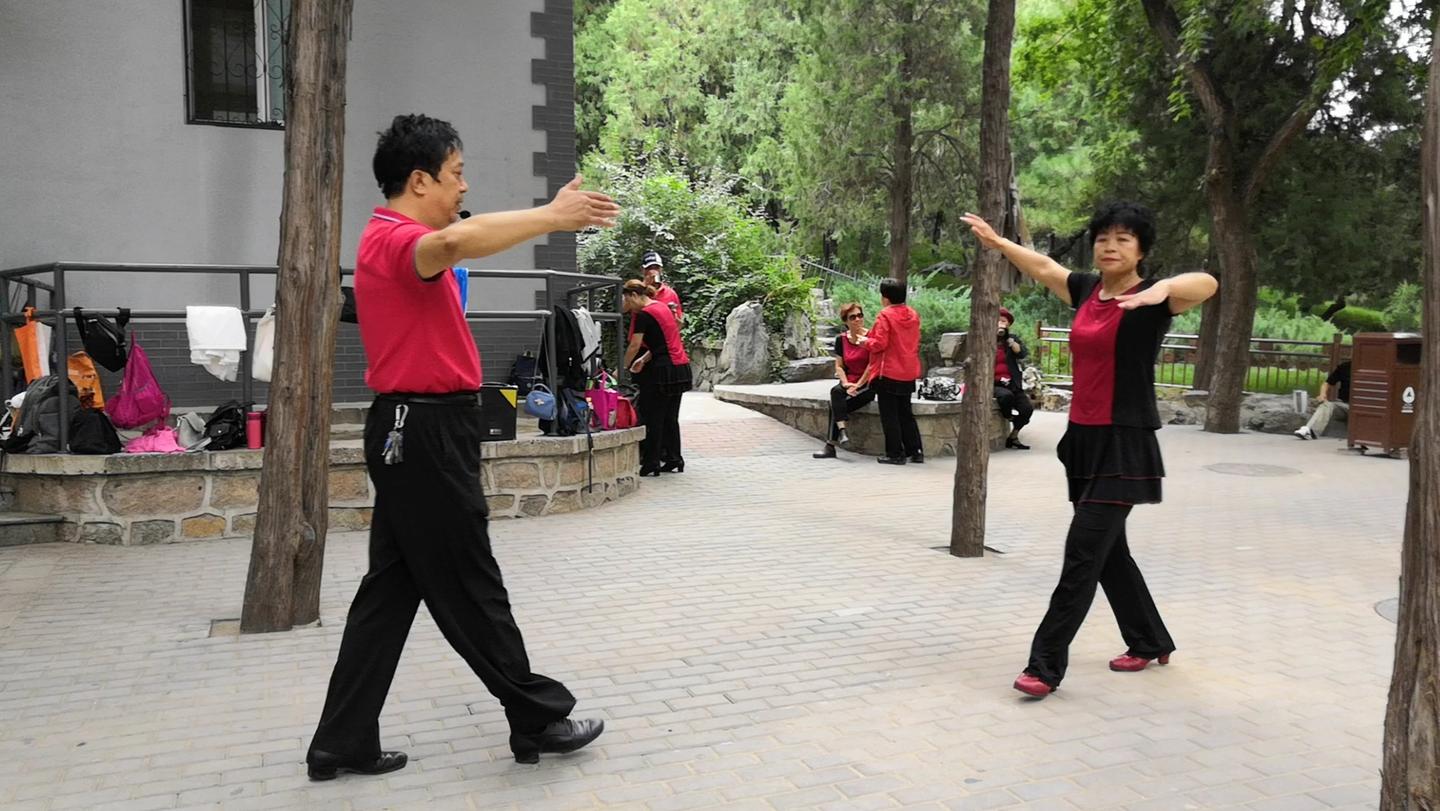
{"left": 781, "top": 311, "right": 814, "bottom": 360}
{"left": 1039, "top": 388, "right": 1073, "bottom": 412}
{"left": 1240, "top": 394, "right": 1310, "bottom": 434}
{"left": 717, "top": 302, "right": 771, "bottom": 384}
{"left": 780, "top": 358, "right": 835, "bottom": 383}
{"left": 938, "top": 332, "right": 966, "bottom": 363}
{"left": 925, "top": 366, "right": 966, "bottom": 382}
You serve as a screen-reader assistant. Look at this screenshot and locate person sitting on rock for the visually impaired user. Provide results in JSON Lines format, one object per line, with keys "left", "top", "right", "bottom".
{"left": 814, "top": 302, "right": 875, "bottom": 459}
{"left": 1294, "top": 360, "right": 1350, "bottom": 440}
{"left": 995, "top": 307, "right": 1034, "bottom": 450}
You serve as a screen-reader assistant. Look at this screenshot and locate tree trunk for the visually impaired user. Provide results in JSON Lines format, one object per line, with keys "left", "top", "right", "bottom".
{"left": 887, "top": 4, "right": 915, "bottom": 285}
{"left": 241, "top": 0, "right": 352, "bottom": 633}
{"left": 888, "top": 91, "right": 914, "bottom": 285}
{"left": 1201, "top": 180, "right": 1258, "bottom": 434}
{"left": 951, "top": 0, "right": 1015, "bottom": 558}
{"left": 1191, "top": 245, "right": 1220, "bottom": 391}
{"left": 1319, "top": 295, "right": 1348, "bottom": 321}
{"left": 1379, "top": 19, "right": 1440, "bottom": 806}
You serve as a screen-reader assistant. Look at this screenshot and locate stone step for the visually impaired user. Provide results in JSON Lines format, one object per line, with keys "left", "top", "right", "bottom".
{"left": 330, "top": 423, "right": 365, "bottom": 440}
{"left": 0, "top": 512, "right": 63, "bottom": 547}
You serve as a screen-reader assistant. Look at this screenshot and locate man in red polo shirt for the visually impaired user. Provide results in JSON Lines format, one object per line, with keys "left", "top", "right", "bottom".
{"left": 306, "top": 114, "right": 619, "bottom": 781}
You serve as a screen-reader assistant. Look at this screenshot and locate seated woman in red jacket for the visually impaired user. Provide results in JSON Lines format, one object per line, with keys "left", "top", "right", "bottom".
{"left": 858, "top": 278, "right": 923, "bottom": 465}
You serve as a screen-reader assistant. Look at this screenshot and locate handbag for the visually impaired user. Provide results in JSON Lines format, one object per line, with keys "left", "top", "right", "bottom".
{"left": 614, "top": 395, "right": 638, "bottom": 429}
{"left": 106, "top": 340, "right": 171, "bottom": 428}
{"left": 918, "top": 376, "right": 962, "bottom": 402}
{"left": 67, "top": 351, "right": 106, "bottom": 409}
{"left": 73, "top": 307, "right": 131, "bottom": 371}
{"left": 523, "top": 384, "right": 556, "bottom": 421}
{"left": 14, "top": 307, "right": 52, "bottom": 383}
{"left": 586, "top": 371, "right": 619, "bottom": 430}
{"left": 252, "top": 305, "right": 276, "bottom": 382}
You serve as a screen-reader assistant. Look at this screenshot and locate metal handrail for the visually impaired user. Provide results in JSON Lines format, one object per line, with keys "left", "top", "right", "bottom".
{"left": 1, "top": 262, "right": 624, "bottom": 454}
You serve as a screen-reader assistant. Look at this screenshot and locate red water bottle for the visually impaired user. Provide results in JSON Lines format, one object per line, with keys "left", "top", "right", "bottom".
{"left": 246, "top": 411, "right": 264, "bottom": 449}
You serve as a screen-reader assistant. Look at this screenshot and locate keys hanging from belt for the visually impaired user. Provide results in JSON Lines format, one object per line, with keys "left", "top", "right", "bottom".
{"left": 383, "top": 404, "right": 408, "bottom": 465}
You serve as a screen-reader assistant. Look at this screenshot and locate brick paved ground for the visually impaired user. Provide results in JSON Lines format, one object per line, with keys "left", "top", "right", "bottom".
{"left": 0, "top": 394, "right": 1405, "bottom": 810}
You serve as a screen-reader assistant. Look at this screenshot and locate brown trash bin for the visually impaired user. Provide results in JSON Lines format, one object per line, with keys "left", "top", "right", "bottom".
{"left": 1347, "top": 332, "right": 1423, "bottom": 455}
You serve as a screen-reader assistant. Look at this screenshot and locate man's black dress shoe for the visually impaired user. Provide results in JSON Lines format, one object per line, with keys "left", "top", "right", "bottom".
{"left": 908, "top": 452, "right": 925, "bottom": 464}
{"left": 1006, "top": 437, "right": 1030, "bottom": 450}
{"left": 877, "top": 456, "right": 906, "bottom": 465}
{"left": 307, "top": 749, "right": 408, "bottom": 781}
{"left": 510, "top": 718, "right": 605, "bottom": 764}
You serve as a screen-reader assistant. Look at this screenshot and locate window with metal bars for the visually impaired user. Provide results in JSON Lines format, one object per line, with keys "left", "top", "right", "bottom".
{"left": 184, "top": 0, "right": 289, "bottom": 127}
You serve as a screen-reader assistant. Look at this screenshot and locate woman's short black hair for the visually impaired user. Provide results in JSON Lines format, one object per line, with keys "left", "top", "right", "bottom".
{"left": 373, "top": 114, "right": 464, "bottom": 199}
{"left": 879, "top": 277, "right": 906, "bottom": 304}
{"left": 1087, "top": 201, "right": 1156, "bottom": 255}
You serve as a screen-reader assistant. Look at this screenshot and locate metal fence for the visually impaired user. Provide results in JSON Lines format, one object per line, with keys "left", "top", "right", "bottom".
{"left": 0, "top": 261, "right": 623, "bottom": 454}
{"left": 1035, "top": 321, "right": 1350, "bottom": 393}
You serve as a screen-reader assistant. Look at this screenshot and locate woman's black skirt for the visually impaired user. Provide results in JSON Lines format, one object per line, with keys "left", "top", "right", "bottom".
{"left": 1056, "top": 423, "right": 1165, "bottom": 505}
{"left": 641, "top": 361, "right": 693, "bottom": 396}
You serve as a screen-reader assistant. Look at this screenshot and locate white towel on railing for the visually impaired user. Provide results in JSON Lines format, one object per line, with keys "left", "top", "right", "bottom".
{"left": 185, "top": 306, "right": 247, "bottom": 382}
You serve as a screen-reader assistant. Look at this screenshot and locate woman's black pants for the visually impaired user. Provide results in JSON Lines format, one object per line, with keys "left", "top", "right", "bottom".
{"left": 638, "top": 380, "right": 682, "bottom": 469}
{"left": 874, "top": 378, "right": 922, "bottom": 459}
{"left": 1025, "top": 502, "right": 1175, "bottom": 687}
{"left": 308, "top": 397, "right": 575, "bottom": 761}
{"left": 993, "top": 383, "right": 1034, "bottom": 432}
{"left": 827, "top": 383, "right": 876, "bottom": 442}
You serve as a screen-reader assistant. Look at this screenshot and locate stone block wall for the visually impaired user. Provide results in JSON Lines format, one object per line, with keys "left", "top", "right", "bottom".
{"left": 3, "top": 427, "right": 643, "bottom": 545}
{"left": 713, "top": 385, "right": 1008, "bottom": 455}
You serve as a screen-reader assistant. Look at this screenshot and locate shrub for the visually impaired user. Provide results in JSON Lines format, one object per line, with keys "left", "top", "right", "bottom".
{"left": 1383, "top": 281, "right": 1423, "bottom": 332}
{"left": 1330, "top": 306, "right": 1388, "bottom": 334}
{"left": 577, "top": 157, "right": 811, "bottom": 343}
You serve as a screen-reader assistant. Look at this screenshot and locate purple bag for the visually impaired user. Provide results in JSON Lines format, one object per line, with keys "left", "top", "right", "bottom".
{"left": 106, "top": 341, "right": 171, "bottom": 429}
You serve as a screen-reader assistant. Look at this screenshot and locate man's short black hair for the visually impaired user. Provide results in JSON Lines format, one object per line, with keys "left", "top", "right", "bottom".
{"left": 1087, "top": 201, "right": 1156, "bottom": 255}
{"left": 373, "top": 114, "right": 464, "bottom": 199}
{"left": 879, "top": 277, "right": 906, "bottom": 304}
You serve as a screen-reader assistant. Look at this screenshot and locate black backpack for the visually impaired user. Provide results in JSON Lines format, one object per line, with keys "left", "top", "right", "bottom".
{"left": 3, "top": 375, "right": 82, "bottom": 454}
{"left": 508, "top": 352, "right": 541, "bottom": 396}
{"left": 73, "top": 307, "right": 131, "bottom": 372}
{"left": 203, "top": 400, "right": 250, "bottom": 450}
{"left": 70, "top": 408, "right": 122, "bottom": 454}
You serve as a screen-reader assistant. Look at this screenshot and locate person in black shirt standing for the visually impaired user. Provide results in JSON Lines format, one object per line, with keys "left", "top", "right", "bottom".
{"left": 1294, "top": 360, "right": 1351, "bottom": 440}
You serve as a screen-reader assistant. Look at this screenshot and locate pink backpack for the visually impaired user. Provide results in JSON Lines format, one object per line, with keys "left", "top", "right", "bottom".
{"left": 106, "top": 340, "right": 171, "bottom": 429}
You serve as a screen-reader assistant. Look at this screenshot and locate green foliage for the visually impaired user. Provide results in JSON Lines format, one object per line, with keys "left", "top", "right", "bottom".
{"left": 1330, "top": 306, "right": 1389, "bottom": 334}
{"left": 576, "top": 157, "right": 811, "bottom": 344}
{"left": 829, "top": 281, "right": 971, "bottom": 348}
{"left": 1383, "top": 282, "right": 1423, "bottom": 332}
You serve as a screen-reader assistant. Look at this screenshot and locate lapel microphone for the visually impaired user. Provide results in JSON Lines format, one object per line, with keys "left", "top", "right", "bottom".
{"left": 459, "top": 210, "right": 471, "bottom": 219}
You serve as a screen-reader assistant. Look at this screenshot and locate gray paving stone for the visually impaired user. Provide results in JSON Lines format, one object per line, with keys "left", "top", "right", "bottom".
{"left": 0, "top": 401, "right": 1400, "bottom": 811}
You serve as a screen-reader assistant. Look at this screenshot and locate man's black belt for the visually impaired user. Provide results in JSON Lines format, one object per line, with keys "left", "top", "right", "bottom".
{"left": 376, "top": 391, "right": 480, "bottom": 406}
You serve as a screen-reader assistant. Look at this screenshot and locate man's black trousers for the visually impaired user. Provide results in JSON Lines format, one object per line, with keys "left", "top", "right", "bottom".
{"left": 308, "top": 396, "right": 574, "bottom": 760}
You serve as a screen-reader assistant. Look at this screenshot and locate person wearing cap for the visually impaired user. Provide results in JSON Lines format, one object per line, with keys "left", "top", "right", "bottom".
{"left": 640, "top": 251, "right": 683, "bottom": 323}
{"left": 995, "top": 307, "right": 1034, "bottom": 450}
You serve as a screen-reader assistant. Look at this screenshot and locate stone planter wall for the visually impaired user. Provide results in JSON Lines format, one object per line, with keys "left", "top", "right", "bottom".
{"left": 4, "top": 428, "right": 643, "bottom": 545}
{"left": 714, "top": 383, "right": 1009, "bottom": 456}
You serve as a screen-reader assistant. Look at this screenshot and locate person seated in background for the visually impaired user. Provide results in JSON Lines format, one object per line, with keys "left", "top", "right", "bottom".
{"left": 1294, "top": 360, "right": 1351, "bottom": 440}
{"left": 814, "top": 302, "right": 875, "bottom": 459}
{"left": 994, "top": 307, "right": 1034, "bottom": 450}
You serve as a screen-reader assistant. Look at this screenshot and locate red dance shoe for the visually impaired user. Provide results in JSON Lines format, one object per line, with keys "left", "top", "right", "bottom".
{"left": 1012, "top": 673, "right": 1054, "bottom": 697}
{"left": 1109, "top": 653, "right": 1170, "bottom": 672}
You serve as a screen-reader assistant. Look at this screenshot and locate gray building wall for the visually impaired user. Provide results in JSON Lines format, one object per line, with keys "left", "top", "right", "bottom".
{"left": 1, "top": 0, "right": 580, "bottom": 406}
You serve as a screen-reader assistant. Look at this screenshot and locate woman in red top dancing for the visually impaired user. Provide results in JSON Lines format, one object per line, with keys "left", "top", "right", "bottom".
{"left": 961, "top": 202, "right": 1217, "bottom": 699}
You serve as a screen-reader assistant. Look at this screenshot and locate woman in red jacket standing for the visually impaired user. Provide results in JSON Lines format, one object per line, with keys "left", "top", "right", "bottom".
{"left": 860, "top": 278, "right": 924, "bottom": 465}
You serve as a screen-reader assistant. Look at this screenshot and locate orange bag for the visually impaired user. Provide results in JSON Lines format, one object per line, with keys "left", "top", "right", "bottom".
{"left": 14, "top": 306, "right": 52, "bottom": 384}
{"left": 68, "top": 351, "right": 105, "bottom": 409}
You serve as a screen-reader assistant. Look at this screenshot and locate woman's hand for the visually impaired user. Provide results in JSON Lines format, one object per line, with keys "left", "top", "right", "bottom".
{"left": 960, "top": 213, "right": 1006, "bottom": 250}
{"left": 1115, "top": 281, "right": 1171, "bottom": 310}
{"left": 845, "top": 383, "right": 860, "bottom": 396}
